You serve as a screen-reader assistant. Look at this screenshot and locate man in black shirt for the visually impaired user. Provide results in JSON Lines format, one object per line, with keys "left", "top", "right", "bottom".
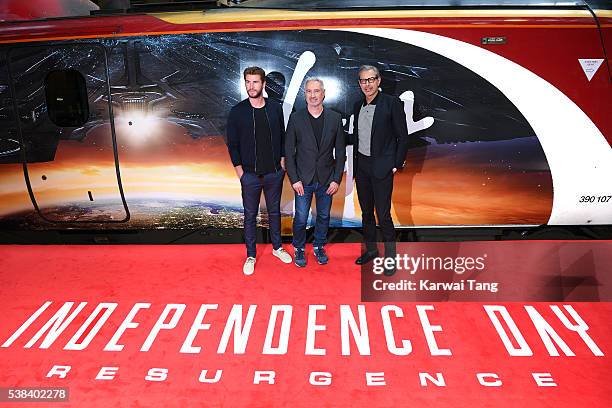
{"left": 285, "top": 78, "right": 346, "bottom": 267}
{"left": 226, "top": 66, "right": 292, "bottom": 275}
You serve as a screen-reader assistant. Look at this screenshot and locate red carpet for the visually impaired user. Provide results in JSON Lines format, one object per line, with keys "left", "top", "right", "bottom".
{"left": 0, "top": 244, "right": 610, "bottom": 407}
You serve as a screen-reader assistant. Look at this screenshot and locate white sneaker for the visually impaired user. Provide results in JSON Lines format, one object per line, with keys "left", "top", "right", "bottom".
{"left": 272, "top": 247, "right": 292, "bottom": 264}
{"left": 243, "top": 257, "right": 256, "bottom": 275}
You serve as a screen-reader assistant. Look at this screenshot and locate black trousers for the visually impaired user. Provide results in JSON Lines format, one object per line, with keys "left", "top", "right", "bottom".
{"left": 356, "top": 154, "right": 396, "bottom": 256}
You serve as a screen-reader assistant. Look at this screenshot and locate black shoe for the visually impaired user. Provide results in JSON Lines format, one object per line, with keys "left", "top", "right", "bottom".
{"left": 383, "top": 266, "right": 396, "bottom": 277}
{"left": 355, "top": 251, "right": 379, "bottom": 265}
{"left": 313, "top": 246, "right": 328, "bottom": 265}
{"left": 294, "top": 248, "right": 307, "bottom": 268}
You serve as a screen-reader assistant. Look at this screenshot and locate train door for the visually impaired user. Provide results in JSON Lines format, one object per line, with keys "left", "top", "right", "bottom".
{"left": 7, "top": 43, "right": 129, "bottom": 223}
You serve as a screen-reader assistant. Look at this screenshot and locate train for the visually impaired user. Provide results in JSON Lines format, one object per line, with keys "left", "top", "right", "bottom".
{"left": 0, "top": 0, "right": 610, "bottom": 242}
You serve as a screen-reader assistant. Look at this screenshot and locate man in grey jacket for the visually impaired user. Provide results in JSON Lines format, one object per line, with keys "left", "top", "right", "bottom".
{"left": 285, "top": 78, "right": 346, "bottom": 267}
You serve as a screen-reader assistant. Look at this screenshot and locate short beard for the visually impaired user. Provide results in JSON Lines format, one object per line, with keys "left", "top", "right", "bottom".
{"left": 248, "top": 89, "right": 263, "bottom": 99}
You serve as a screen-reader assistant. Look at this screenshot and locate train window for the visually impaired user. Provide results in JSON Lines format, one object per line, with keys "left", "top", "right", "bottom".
{"left": 44, "top": 69, "right": 89, "bottom": 126}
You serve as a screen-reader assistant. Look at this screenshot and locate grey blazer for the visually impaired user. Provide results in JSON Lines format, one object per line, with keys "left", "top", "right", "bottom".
{"left": 285, "top": 107, "right": 346, "bottom": 187}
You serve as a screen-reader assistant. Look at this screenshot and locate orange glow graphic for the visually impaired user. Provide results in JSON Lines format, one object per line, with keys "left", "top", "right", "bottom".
{"left": 0, "top": 118, "right": 552, "bottom": 228}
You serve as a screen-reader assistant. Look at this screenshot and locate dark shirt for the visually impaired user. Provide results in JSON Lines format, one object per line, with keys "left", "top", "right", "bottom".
{"left": 308, "top": 110, "right": 324, "bottom": 148}
{"left": 308, "top": 110, "right": 325, "bottom": 184}
{"left": 254, "top": 106, "right": 275, "bottom": 175}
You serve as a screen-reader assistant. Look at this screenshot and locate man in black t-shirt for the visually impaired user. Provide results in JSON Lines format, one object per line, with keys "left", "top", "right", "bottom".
{"left": 226, "top": 66, "right": 292, "bottom": 275}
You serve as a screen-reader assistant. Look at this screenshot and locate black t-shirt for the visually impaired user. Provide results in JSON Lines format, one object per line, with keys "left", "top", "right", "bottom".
{"left": 309, "top": 110, "right": 324, "bottom": 149}
{"left": 308, "top": 110, "right": 325, "bottom": 184}
{"left": 254, "top": 106, "right": 275, "bottom": 175}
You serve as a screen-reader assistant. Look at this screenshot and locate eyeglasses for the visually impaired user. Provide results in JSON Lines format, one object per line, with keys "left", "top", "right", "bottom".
{"left": 358, "top": 76, "right": 379, "bottom": 84}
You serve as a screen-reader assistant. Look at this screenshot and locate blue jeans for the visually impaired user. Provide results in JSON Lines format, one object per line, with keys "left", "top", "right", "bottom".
{"left": 241, "top": 170, "right": 284, "bottom": 257}
{"left": 292, "top": 182, "right": 333, "bottom": 250}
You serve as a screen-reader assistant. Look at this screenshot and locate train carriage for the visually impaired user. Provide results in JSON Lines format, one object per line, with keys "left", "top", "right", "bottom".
{"left": 0, "top": 0, "right": 610, "bottom": 241}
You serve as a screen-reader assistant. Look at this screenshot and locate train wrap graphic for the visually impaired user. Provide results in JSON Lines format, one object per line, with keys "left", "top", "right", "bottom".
{"left": 0, "top": 7, "right": 610, "bottom": 231}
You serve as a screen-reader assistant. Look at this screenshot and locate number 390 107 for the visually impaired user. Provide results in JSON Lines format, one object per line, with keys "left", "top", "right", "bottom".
{"left": 579, "top": 195, "right": 611, "bottom": 203}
